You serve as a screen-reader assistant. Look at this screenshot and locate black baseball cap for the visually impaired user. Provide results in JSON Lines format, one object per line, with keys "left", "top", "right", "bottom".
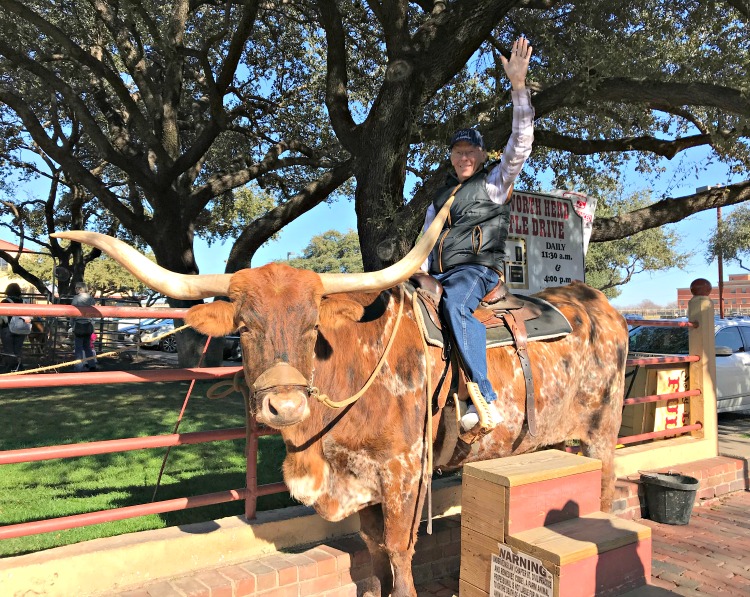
{"left": 449, "top": 128, "right": 485, "bottom": 149}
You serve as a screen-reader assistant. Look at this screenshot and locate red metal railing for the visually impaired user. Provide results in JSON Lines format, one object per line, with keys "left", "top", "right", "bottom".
{"left": 625, "top": 319, "right": 694, "bottom": 328}
{"left": 623, "top": 389, "right": 701, "bottom": 406}
{"left": 620, "top": 317, "right": 702, "bottom": 445}
{"left": 0, "top": 428, "right": 246, "bottom": 464}
{"left": 618, "top": 424, "right": 703, "bottom": 446}
{"left": 0, "top": 305, "right": 709, "bottom": 542}
{"left": 0, "top": 303, "right": 288, "bottom": 540}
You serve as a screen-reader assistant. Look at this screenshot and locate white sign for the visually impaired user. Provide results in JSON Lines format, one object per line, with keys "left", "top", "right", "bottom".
{"left": 505, "top": 190, "right": 597, "bottom": 295}
{"left": 491, "top": 543, "right": 553, "bottom": 597}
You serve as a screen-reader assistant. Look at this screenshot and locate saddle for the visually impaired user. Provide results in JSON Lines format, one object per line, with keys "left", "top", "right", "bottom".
{"left": 408, "top": 271, "right": 572, "bottom": 442}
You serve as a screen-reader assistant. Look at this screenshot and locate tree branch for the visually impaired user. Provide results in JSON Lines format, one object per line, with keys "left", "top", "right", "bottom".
{"left": 226, "top": 159, "right": 354, "bottom": 271}
{"left": 215, "top": 1, "right": 260, "bottom": 93}
{"left": 592, "top": 180, "right": 750, "bottom": 242}
{"left": 0, "top": 42, "right": 155, "bottom": 190}
{"left": 518, "top": 0, "right": 561, "bottom": 8}
{"left": 0, "top": 89, "right": 148, "bottom": 234}
{"left": 534, "top": 129, "right": 714, "bottom": 159}
{"left": 316, "top": 0, "right": 358, "bottom": 149}
{"left": 723, "top": 0, "right": 750, "bottom": 20}
{"left": 89, "top": 0, "right": 161, "bottom": 129}
{"left": 367, "top": 0, "right": 408, "bottom": 56}
{"left": 186, "top": 138, "right": 335, "bottom": 214}
{"left": 1, "top": 0, "right": 165, "bottom": 160}
{"left": 413, "top": 0, "right": 533, "bottom": 94}
{"left": 534, "top": 76, "right": 750, "bottom": 120}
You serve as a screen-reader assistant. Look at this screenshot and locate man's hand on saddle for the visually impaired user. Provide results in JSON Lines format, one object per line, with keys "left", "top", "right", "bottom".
{"left": 500, "top": 36, "right": 532, "bottom": 91}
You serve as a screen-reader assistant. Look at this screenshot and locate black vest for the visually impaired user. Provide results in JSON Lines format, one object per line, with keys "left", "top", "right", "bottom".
{"left": 429, "top": 164, "right": 510, "bottom": 274}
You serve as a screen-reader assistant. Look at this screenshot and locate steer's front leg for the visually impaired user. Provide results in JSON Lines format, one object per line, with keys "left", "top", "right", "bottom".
{"left": 380, "top": 473, "right": 428, "bottom": 597}
{"left": 359, "top": 504, "right": 393, "bottom": 596}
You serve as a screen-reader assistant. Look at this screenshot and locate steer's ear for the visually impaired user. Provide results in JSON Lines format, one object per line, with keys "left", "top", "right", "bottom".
{"left": 319, "top": 297, "right": 365, "bottom": 329}
{"left": 185, "top": 300, "right": 236, "bottom": 337}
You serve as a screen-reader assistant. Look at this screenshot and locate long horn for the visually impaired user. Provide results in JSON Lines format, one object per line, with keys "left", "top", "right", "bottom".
{"left": 50, "top": 231, "right": 232, "bottom": 300}
{"left": 319, "top": 196, "right": 454, "bottom": 295}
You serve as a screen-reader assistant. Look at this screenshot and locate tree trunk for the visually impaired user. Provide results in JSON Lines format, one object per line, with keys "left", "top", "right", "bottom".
{"left": 352, "top": 70, "right": 421, "bottom": 271}
{"left": 150, "top": 222, "right": 224, "bottom": 367}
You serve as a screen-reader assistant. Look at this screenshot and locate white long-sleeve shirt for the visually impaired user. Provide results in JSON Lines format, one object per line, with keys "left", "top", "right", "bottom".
{"left": 421, "top": 89, "right": 535, "bottom": 271}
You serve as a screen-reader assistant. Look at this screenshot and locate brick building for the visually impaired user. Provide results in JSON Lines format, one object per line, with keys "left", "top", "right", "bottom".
{"left": 677, "top": 273, "right": 750, "bottom": 313}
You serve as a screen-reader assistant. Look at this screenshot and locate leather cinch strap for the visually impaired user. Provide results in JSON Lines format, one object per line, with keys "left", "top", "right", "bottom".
{"left": 501, "top": 310, "right": 537, "bottom": 436}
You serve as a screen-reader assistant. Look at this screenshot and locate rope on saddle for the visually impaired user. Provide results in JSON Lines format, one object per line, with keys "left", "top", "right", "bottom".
{"left": 412, "top": 288, "right": 434, "bottom": 536}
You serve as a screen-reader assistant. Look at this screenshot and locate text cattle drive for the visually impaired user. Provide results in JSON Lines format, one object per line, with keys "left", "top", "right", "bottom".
{"left": 53, "top": 207, "right": 627, "bottom": 597}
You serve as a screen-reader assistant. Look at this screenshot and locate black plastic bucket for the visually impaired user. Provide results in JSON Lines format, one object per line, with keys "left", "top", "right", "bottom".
{"left": 640, "top": 472, "right": 699, "bottom": 525}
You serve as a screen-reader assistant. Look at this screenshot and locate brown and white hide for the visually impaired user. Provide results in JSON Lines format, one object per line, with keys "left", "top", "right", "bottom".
{"left": 186, "top": 265, "right": 627, "bottom": 597}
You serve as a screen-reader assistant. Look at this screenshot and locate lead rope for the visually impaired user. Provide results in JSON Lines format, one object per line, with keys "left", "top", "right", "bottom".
{"left": 412, "top": 289, "right": 434, "bottom": 535}
{"left": 152, "top": 333, "right": 212, "bottom": 501}
{"left": 0, "top": 323, "right": 192, "bottom": 375}
{"left": 310, "top": 285, "right": 405, "bottom": 409}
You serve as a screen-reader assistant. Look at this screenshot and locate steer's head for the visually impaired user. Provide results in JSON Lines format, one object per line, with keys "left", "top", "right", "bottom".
{"left": 184, "top": 265, "right": 326, "bottom": 428}
{"left": 51, "top": 198, "right": 453, "bottom": 429}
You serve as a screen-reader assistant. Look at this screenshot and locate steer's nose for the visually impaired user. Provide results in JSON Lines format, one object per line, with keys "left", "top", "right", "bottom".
{"left": 261, "top": 390, "right": 309, "bottom": 427}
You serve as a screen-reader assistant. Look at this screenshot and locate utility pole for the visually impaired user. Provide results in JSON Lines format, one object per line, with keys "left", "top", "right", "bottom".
{"left": 697, "top": 185, "right": 725, "bottom": 318}
{"left": 717, "top": 206, "right": 725, "bottom": 318}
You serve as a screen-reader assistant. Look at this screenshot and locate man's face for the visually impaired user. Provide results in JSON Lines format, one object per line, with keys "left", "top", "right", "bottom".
{"left": 450, "top": 141, "right": 486, "bottom": 182}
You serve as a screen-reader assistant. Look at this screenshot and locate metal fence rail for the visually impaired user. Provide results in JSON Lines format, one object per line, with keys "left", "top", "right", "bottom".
{"left": 0, "top": 303, "right": 287, "bottom": 541}
{"left": 620, "top": 317, "right": 701, "bottom": 446}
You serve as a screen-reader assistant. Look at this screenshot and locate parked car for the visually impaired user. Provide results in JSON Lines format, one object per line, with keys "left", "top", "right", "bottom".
{"left": 223, "top": 335, "right": 242, "bottom": 361}
{"left": 622, "top": 313, "right": 643, "bottom": 331}
{"left": 119, "top": 318, "right": 177, "bottom": 353}
{"left": 628, "top": 317, "right": 750, "bottom": 413}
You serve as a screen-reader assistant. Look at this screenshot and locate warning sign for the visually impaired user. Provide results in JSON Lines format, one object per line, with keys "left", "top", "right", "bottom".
{"left": 491, "top": 543, "right": 553, "bottom": 597}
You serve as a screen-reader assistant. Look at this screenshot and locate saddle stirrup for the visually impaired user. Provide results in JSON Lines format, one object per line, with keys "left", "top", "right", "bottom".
{"left": 466, "top": 382, "right": 497, "bottom": 430}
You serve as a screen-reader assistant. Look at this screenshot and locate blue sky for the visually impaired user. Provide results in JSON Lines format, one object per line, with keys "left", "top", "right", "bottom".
{"left": 192, "top": 148, "right": 744, "bottom": 309}
{"left": 4, "top": 134, "right": 744, "bottom": 309}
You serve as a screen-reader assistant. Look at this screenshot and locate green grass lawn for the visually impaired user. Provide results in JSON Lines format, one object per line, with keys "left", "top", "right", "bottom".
{"left": 0, "top": 380, "right": 293, "bottom": 557}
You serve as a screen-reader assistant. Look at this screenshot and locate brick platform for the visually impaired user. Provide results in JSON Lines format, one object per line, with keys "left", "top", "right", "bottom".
{"left": 108, "top": 455, "right": 750, "bottom": 597}
{"left": 612, "top": 456, "right": 748, "bottom": 520}
{"left": 113, "top": 516, "right": 461, "bottom": 597}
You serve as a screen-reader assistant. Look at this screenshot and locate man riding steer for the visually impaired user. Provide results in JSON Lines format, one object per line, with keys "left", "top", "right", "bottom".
{"left": 422, "top": 35, "right": 534, "bottom": 434}
{"left": 53, "top": 206, "right": 627, "bottom": 597}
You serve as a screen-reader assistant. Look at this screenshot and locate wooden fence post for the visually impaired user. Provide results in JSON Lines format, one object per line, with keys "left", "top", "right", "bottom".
{"left": 687, "top": 278, "right": 718, "bottom": 452}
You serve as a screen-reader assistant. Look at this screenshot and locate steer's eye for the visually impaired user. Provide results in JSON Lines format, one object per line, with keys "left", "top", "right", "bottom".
{"left": 237, "top": 324, "right": 249, "bottom": 335}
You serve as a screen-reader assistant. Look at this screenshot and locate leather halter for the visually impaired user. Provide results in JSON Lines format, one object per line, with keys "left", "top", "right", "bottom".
{"left": 252, "top": 362, "right": 310, "bottom": 395}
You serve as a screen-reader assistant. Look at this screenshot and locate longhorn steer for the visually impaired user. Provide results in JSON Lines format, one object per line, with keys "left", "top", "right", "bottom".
{"left": 53, "top": 220, "right": 627, "bottom": 597}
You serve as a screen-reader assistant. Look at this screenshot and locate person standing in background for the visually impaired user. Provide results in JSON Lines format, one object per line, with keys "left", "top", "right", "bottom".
{"left": 1, "top": 283, "right": 29, "bottom": 369}
{"left": 71, "top": 282, "right": 97, "bottom": 372}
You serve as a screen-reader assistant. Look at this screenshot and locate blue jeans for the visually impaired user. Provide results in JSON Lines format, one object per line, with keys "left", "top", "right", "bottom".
{"left": 1, "top": 327, "right": 24, "bottom": 357}
{"left": 74, "top": 335, "right": 95, "bottom": 372}
{"left": 434, "top": 265, "right": 499, "bottom": 402}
